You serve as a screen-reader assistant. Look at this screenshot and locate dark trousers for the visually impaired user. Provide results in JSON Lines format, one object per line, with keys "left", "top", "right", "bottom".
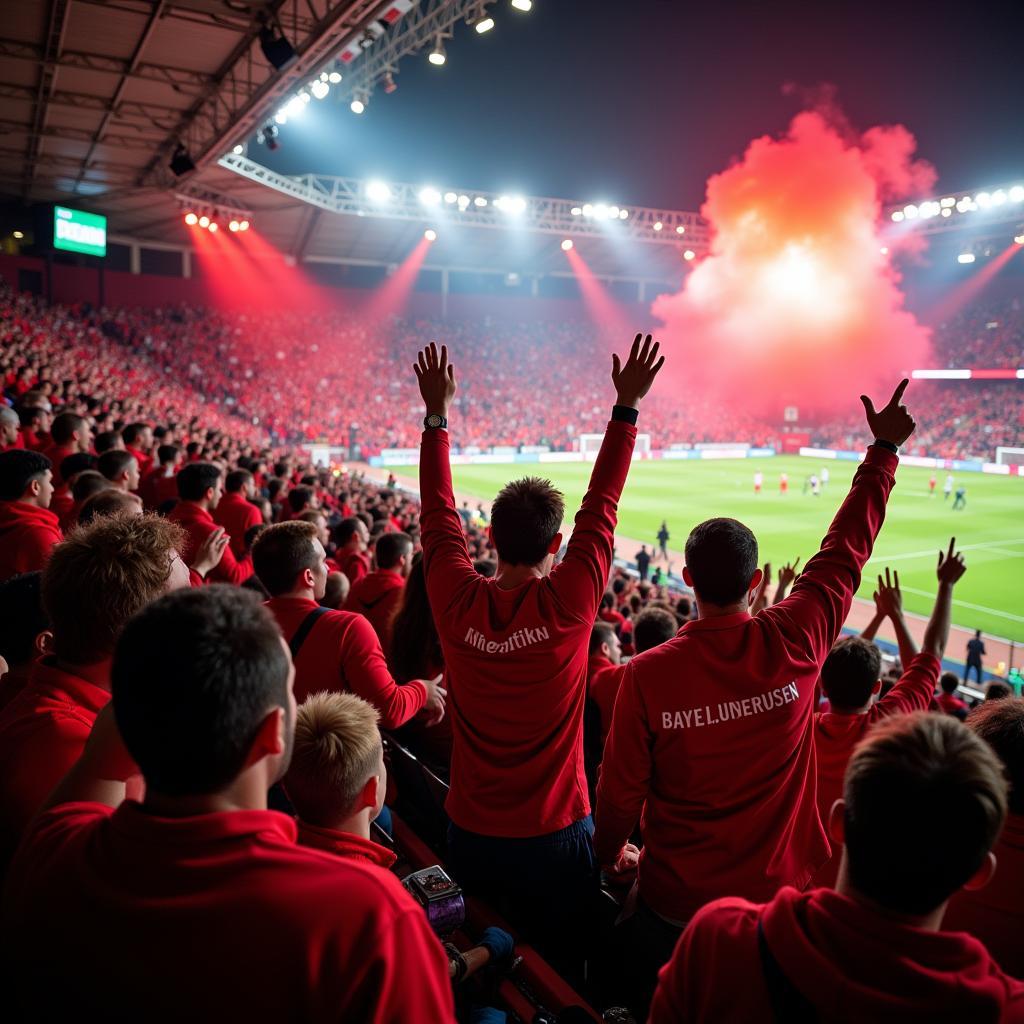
{"left": 964, "top": 659, "right": 983, "bottom": 684}
{"left": 447, "top": 816, "right": 598, "bottom": 977}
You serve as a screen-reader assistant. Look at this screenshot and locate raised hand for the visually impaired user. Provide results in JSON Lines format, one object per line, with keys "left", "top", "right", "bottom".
{"left": 777, "top": 558, "right": 801, "bottom": 588}
{"left": 413, "top": 342, "right": 457, "bottom": 417}
{"left": 860, "top": 378, "right": 916, "bottom": 446}
{"left": 873, "top": 566, "right": 903, "bottom": 619}
{"left": 937, "top": 536, "right": 967, "bottom": 586}
{"left": 612, "top": 333, "right": 665, "bottom": 409}
{"left": 191, "top": 526, "right": 229, "bottom": 578}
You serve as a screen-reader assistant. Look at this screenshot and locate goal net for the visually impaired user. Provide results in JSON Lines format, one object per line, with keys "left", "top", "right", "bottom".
{"left": 996, "top": 447, "right": 1024, "bottom": 467}
{"left": 579, "top": 433, "right": 651, "bottom": 460}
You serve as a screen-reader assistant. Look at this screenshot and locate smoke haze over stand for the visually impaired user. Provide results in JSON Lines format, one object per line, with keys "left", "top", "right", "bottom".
{"left": 652, "top": 110, "right": 935, "bottom": 420}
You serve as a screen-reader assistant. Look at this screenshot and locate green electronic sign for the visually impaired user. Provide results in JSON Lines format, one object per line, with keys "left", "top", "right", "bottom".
{"left": 53, "top": 206, "right": 107, "bottom": 257}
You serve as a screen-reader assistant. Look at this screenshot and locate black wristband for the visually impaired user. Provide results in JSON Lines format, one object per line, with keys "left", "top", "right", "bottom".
{"left": 611, "top": 404, "right": 639, "bottom": 426}
{"left": 871, "top": 439, "right": 899, "bottom": 454}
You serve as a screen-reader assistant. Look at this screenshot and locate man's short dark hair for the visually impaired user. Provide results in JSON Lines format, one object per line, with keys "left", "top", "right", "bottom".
{"left": 821, "top": 637, "right": 882, "bottom": 710}
{"left": 225, "top": 469, "right": 252, "bottom": 494}
{"left": 940, "top": 671, "right": 960, "bottom": 695}
{"left": 376, "top": 531, "right": 412, "bottom": 570}
{"left": 112, "top": 586, "right": 290, "bottom": 797}
{"left": 634, "top": 607, "right": 678, "bottom": 653}
{"left": 71, "top": 470, "right": 109, "bottom": 503}
{"left": 122, "top": 422, "right": 148, "bottom": 446}
{"left": 98, "top": 449, "right": 136, "bottom": 483}
{"left": 684, "top": 518, "right": 758, "bottom": 606}
{"left": 589, "top": 620, "right": 617, "bottom": 656}
{"left": 843, "top": 712, "right": 1007, "bottom": 915}
{"left": 157, "top": 444, "right": 179, "bottom": 465}
{"left": 985, "top": 682, "right": 1012, "bottom": 702}
{"left": 473, "top": 558, "right": 496, "bottom": 578}
{"left": 0, "top": 449, "right": 52, "bottom": 501}
{"left": 0, "top": 571, "right": 49, "bottom": 667}
{"left": 18, "top": 406, "right": 45, "bottom": 428}
{"left": 94, "top": 430, "right": 122, "bottom": 454}
{"left": 490, "top": 477, "right": 564, "bottom": 567}
{"left": 252, "top": 520, "right": 320, "bottom": 597}
{"left": 177, "top": 462, "right": 221, "bottom": 501}
{"left": 59, "top": 452, "right": 97, "bottom": 483}
{"left": 332, "top": 517, "right": 364, "bottom": 547}
{"left": 78, "top": 490, "right": 142, "bottom": 525}
{"left": 968, "top": 697, "right": 1024, "bottom": 815}
{"left": 49, "top": 412, "right": 86, "bottom": 446}
{"left": 287, "top": 486, "right": 313, "bottom": 514}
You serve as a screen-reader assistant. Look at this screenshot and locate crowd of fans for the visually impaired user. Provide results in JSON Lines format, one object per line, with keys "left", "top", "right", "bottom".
{"left": 0, "top": 282, "right": 1023, "bottom": 1022}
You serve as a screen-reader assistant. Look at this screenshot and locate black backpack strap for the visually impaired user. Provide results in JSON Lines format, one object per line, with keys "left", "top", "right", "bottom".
{"left": 289, "top": 606, "right": 330, "bottom": 659}
{"left": 757, "top": 918, "right": 817, "bottom": 1023}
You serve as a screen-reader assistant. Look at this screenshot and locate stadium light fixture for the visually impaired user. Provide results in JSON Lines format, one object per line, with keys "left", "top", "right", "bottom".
{"left": 208, "top": 221, "right": 218, "bottom": 233}
{"left": 941, "top": 208, "right": 952, "bottom": 217}
{"left": 619, "top": 209, "right": 629, "bottom": 219}
{"left": 653, "top": 221, "right": 663, "bottom": 231}
{"left": 12, "top": 230, "right": 24, "bottom": 239}
{"left": 495, "top": 195, "right": 526, "bottom": 214}
{"left": 957, "top": 252, "right": 975, "bottom": 264}
{"left": 890, "top": 210, "right": 904, "bottom": 222}
{"left": 683, "top": 249, "right": 696, "bottom": 261}
{"left": 311, "top": 80, "right": 330, "bottom": 99}
{"left": 474, "top": 196, "right": 487, "bottom": 207}
{"left": 581, "top": 203, "right": 593, "bottom": 217}
{"left": 1015, "top": 234, "right": 1024, "bottom": 245}
{"left": 992, "top": 190, "right": 1007, "bottom": 206}
{"left": 239, "top": 220, "right": 250, "bottom": 231}
{"left": 476, "top": 17, "right": 495, "bottom": 33}
{"left": 274, "top": 110, "right": 288, "bottom": 125}
{"left": 511, "top": 0, "right": 532, "bottom": 10}
{"left": 879, "top": 246, "right": 888, "bottom": 255}
{"left": 232, "top": 144, "right": 243, "bottom": 155}
{"left": 366, "top": 180, "right": 392, "bottom": 202}
{"left": 975, "top": 192, "right": 991, "bottom": 208}
{"left": 425, "top": 229, "right": 437, "bottom": 241}
{"left": 184, "top": 212, "right": 198, "bottom": 226}
{"left": 229, "top": 220, "right": 240, "bottom": 232}
{"left": 428, "top": 37, "right": 447, "bottom": 65}
{"left": 561, "top": 239, "right": 573, "bottom": 251}
{"left": 328, "top": 71, "right": 342, "bottom": 84}
{"left": 198, "top": 215, "right": 210, "bottom": 228}
{"left": 419, "top": 187, "right": 442, "bottom": 206}
{"left": 444, "top": 191, "right": 458, "bottom": 204}
{"left": 1010, "top": 186, "right": 1024, "bottom": 202}
{"left": 903, "top": 204, "right": 919, "bottom": 219}
{"left": 571, "top": 207, "right": 582, "bottom": 216}
{"left": 350, "top": 97, "right": 366, "bottom": 114}
{"left": 675, "top": 225, "right": 685, "bottom": 235}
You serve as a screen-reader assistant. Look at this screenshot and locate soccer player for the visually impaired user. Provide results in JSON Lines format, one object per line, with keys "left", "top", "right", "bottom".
{"left": 944, "top": 472, "right": 954, "bottom": 500}
{"left": 753, "top": 470, "right": 763, "bottom": 494}
{"left": 820, "top": 466, "right": 830, "bottom": 489}
{"left": 413, "top": 335, "right": 663, "bottom": 955}
{"left": 0, "top": 450, "right": 61, "bottom": 581}
{"left": 952, "top": 484, "right": 967, "bottom": 510}
{"left": 649, "top": 713, "right": 1023, "bottom": 1021}
{"left": 929, "top": 472, "right": 937, "bottom": 496}
{"left": 656, "top": 521, "right": 670, "bottom": 562}
{"left": 965, "top": 629, "right": 986, "bottom": 685}
{"left": 0, "top": 586, "right": 455, "bottom": 1021}
{"left": 595, "top": 379, "right": 915, "bottom": 1000}
{"left": 779, "top": 471, "right": 788, "bottom": 494}
{"left": 812, "top": 541, "right": 966, "bottom": 887}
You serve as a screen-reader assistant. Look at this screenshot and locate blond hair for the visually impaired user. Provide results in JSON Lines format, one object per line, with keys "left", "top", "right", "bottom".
{"left": 284, "top": 691, "right": 382, "bottom": 824}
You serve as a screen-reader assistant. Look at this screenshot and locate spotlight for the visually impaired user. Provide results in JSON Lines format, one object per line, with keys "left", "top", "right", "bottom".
{"left": 879, "top": 246, "right": 888, "bottom": 255}
{"left": 476, "top": 17, "right": 495, "bottom": 33}
{"left": 300, "top": 91, "right": 310, "bottom": 104}
{"left": 619, "top": 209, "right": 628, "bottom": 219}
{"left": 425, "top": 229, "right": 437, "bottom": 241}
{"left": 258, "top": 16, "right": 297, "bottom": 70}
{"left": 366, "top": 180, "right": 391, "bottom": 202}
{"left": 609, "top": 206, "right": 619, "bottom": 218}
{"left": 903, "top": 204, "right": 919, "bottom": 219}
{"left": 229, "top": 220, "right": 240, "bottom": 232}
{"left": 328, "top": 71, "right": 342, "bottom": 84}
{"left": 1010, "top": 186, "right": 1024, "bottom": 202}
{"left": 957, "top": 252, "right": 975, "bottom": 264}
{"left": 511, "top": 0, "right": 532, "bottom": 9}
{"left": 653, "top": 221, "right": 663, "bottom": 231}
{"left": 185, "top": 212, "right": 198, "bottom": 225}
{"left": 428, "top": 37, "right": 446, "bottom": 65}
{"left": 940, "top": 197, "right": 955, "bottom": 208}
{"left": 285, "top": 96, "right": 304, "bottom": 117}
{"left": 444, "top": 191, "right": 458, "bottom": 204}
{"left": 311, "top": 80, "right": 329, "bottom": 99}
{"left": 975, "top": 192, "right": 991, "bottom": 208}
{"left": 208, "top": 221, "right": 219, "bottom": 233}
{"left": 675, "top": 225, "right": 685, "bottom": 235}
{"left": 571, "top": 207, "right": 582, "bottom": 216}
{"left": 890, "top": 210, "right": 904, "bottom": 222}
{"left": 581, "top": 203, "right": 593, "bottom": 217}
{"left": 232, "top": 144, "right": 243, "bottom": 155}
{"left": 198, "top": 215, "right": 210, "bottom": 228}
{"left": 12, "top": 230, "right": 24, "bottom": 239}
{"left": 383, "top": 72, "right": 397, "bottom": 94}
{"left": 941, "top": 208, "right": 952, "bottom": 217}
{"left": 1014, "top": 234, "right": 1024, "bottom": 245}
{"left": 561, "top": 239, "right": 573, "bottom": 251}
{"left": 458, "top": 194, "right": 470, "bottom": 207}
{"left": 474, "top": 196, "right": 487, "bottom": 207}
{"left": 350, "top": 98, "right": 365, "bottom": 114}
{"left": 496, "top": 195, "right": 526, "bottom": 214}
{"left": 419, "top": 187, "right": 442, "bottom": 206}
{"left": 274, "top": 111, "right": 288, "bottom": 125}
{"left": 683, "top": 249, "right": 696, "bottom": 261}
{"left": 239, "top": 220, "right": 250, "bottom": 231}
{"left": 593, "top": 204, "right": 608, "bottom": 220}
{"left": 168, "top": 143, "right": 195, "bottom": 177}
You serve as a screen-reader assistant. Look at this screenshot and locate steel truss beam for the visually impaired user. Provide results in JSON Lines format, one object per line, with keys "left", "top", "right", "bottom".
{"left": 218, "top": 154, "right": 711, "bottom": 248}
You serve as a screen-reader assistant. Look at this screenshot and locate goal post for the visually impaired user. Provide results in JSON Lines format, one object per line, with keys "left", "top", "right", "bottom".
{"left": 579, "top": 433, "right": 651, "bottom": 459}
{"left": 996, "top": 447, "right": 1024, "bottom": 466}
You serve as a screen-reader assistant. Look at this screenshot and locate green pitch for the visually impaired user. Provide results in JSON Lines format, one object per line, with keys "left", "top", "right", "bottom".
{"left": 445, "top": 455, "right": 1024, "bottom": 643}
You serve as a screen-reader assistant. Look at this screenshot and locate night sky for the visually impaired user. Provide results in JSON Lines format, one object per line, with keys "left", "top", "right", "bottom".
{"left": 261, "top": 0, "right": 1024, "bottom": 211}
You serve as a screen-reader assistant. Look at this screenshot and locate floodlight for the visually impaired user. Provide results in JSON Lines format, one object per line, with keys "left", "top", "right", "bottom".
{"left": 366, "top": 180, "right": 391, "bottom": 202}
{"left": 444, "top": 191, "right": 458, "bottom": 204}
{"left": 425, "top": 229, "right": 437, "bottom": 241}
{"left": 581, "top": 204, "right": 593, "bottom": 217}
{"left": 474, "top": 196, "right": 487, "bottom": 207}
{"left": 232, "top": 144, "right": 243, "bottom": 155}
{"left": 184, "top": 212, "right": 198, "bottom": 226}
{"left": 676, "top": 224, "right": 686, "bottom": 234}
{"left": 419, "top": 187, "right": 442, "bottom": 206}
{"left": 511, "top": 0, "right": 532, "bottom": 10}
{"left": 957, "top": 252, "right": 975, "bottom": 264}
{"left": 890, "top": 210, "right": 904, "bottom": 222}
{"left": 429, "top": 37, "right": 447, "bottom": 65}
{"left": 903, "top": 204, "right": 918, "bottom": 219}
{"left": 12, "top": 230, "right": 24, "bottom": 239}
{"left": 229, "top": 220, "right": 240, "bottom": 232}
{"left": 975, "top": 192, "right": 991, "bottom": 207}
{"left": 311, "top": 80, "right": 329, "bottom": 99}
{"left": 476, "top": 17, "right": 495, "bottom": 33}
{"left": 683, "top": 250, "right": 696, "bottom": 261}
{"left": 198, "top": 215, "right": 209, "bottom": 228}
{"left": 609, "top": 206, "right": 619, "bottom": 218}
{"left": 561, "top": 239, "right": 573, "bottom": 251}
{"left": 653, "top": 221, "right": 663, "bottom": 231}
{"left": 619, "top": 209, "right": 628, "bottom": 219}
{"left": 992, "top": 190, "right": 1007, "bottom": 206}
{"left": 1014, "top": 234, "right": 1024, "bottom": 245}
{"left": 328, "top": 71, "right": 342, "bottom": 84}
{"left": 1010, "top": 186, "right": 1024, "bottom": 202}
{"left": 941, "top": 208, "right": 952, "bottom": 217}
{"left": 350, "top": 98, "right": 365, "bottom": 114}
{"left": 208, "top": 221, "right": 218, "bottom": 233}
{"left": 571, "top": 207, "right": 582, "bottom": 216}
{"left": 879, "top": 246, "right": 888, "bottom": 255}
{"left": 274, "top": 111, "right": 288, "bottom": 125}
{"left": 239, "top": 220, "right": 250, "bottom": 231}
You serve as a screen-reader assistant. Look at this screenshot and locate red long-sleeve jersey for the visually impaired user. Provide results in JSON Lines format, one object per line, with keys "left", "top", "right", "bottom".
{"left": 168, "top": 500, "right": 253, "bottom": 585}
{"left": 420, "top": 418, "right": 636, "bottom": 838}
{"left": 595, "top": 445, "right": 898, "bottom": 923}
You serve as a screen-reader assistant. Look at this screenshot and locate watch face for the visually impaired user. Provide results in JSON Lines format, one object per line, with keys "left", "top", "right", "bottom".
{"left": 426, "top": 414, "right": 442, "bottom": 428}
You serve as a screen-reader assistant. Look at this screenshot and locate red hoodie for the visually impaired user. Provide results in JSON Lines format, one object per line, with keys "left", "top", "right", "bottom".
{"left": 340, "top": 549, "right": 371, "bottom": 585}
{"left": 296, "top": 820, "right": 398, "bottom": 869}
{"left": 264, "top": 596, "right": 427, "bottom": 729}
{"left": 212, "top": 491, "right": 263, "bottom": 560}
{"left": 420, "top": 418, "right": 636, "bottom": 838}
{"left": 0, "top": 500, "right": 62, "bottom": 581}
{"left": 344, "top": 569, "right": 406, "bottom": 652}
{"left": 167, "top": 500, "right": 253, "bottom": 584}
{"left": 812, "top": 651, "right": 941, "bottom": 888}
{"left": 650, "top": 887, "right": 1024, "bottom": 1022}
{"left": 595, "top": 446, "right": 897, "bottom": 922}
{"left": 2, "top": 801, "right": 454, "bottom": 1022}
{"left": 945, "top": 814, "right": 1024, "bottom": 979}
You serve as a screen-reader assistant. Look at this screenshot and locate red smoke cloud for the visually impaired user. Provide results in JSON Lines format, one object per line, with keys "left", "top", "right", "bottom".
{"left": 652, "top": 109, "right": 935, "bottom": 417}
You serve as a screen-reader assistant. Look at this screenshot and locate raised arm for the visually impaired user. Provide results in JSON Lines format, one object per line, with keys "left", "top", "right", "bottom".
{"left": 414, "top": 343, "right": 477, "bottom": 616}
{"left": 551, "top": 334, "right": 664, "bottom": 619}
{"left": 872, "top": 566, "right": 918, "bottom": 665}
{"left": 762, "top": 379, "right": 916, "bottom": 662}
{"left": 922, "top": 538, "right": 966, "bottom": 661}
{"left": 772, "top": 558, "right": 800, "bottom": 605}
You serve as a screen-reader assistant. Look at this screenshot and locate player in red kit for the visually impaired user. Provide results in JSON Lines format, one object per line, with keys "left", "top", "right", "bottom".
{"left": 779, "top": 471, "right": 788, "bottom": 494}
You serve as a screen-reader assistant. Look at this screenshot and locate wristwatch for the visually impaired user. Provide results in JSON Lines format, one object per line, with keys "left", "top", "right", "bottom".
{"left": 424, "top": 413, "right": 448, "bottom": 430}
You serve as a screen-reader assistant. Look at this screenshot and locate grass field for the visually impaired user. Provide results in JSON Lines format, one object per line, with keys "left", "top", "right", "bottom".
{"left": 445, "top": 455, "right": 1024, "bottom": 643}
